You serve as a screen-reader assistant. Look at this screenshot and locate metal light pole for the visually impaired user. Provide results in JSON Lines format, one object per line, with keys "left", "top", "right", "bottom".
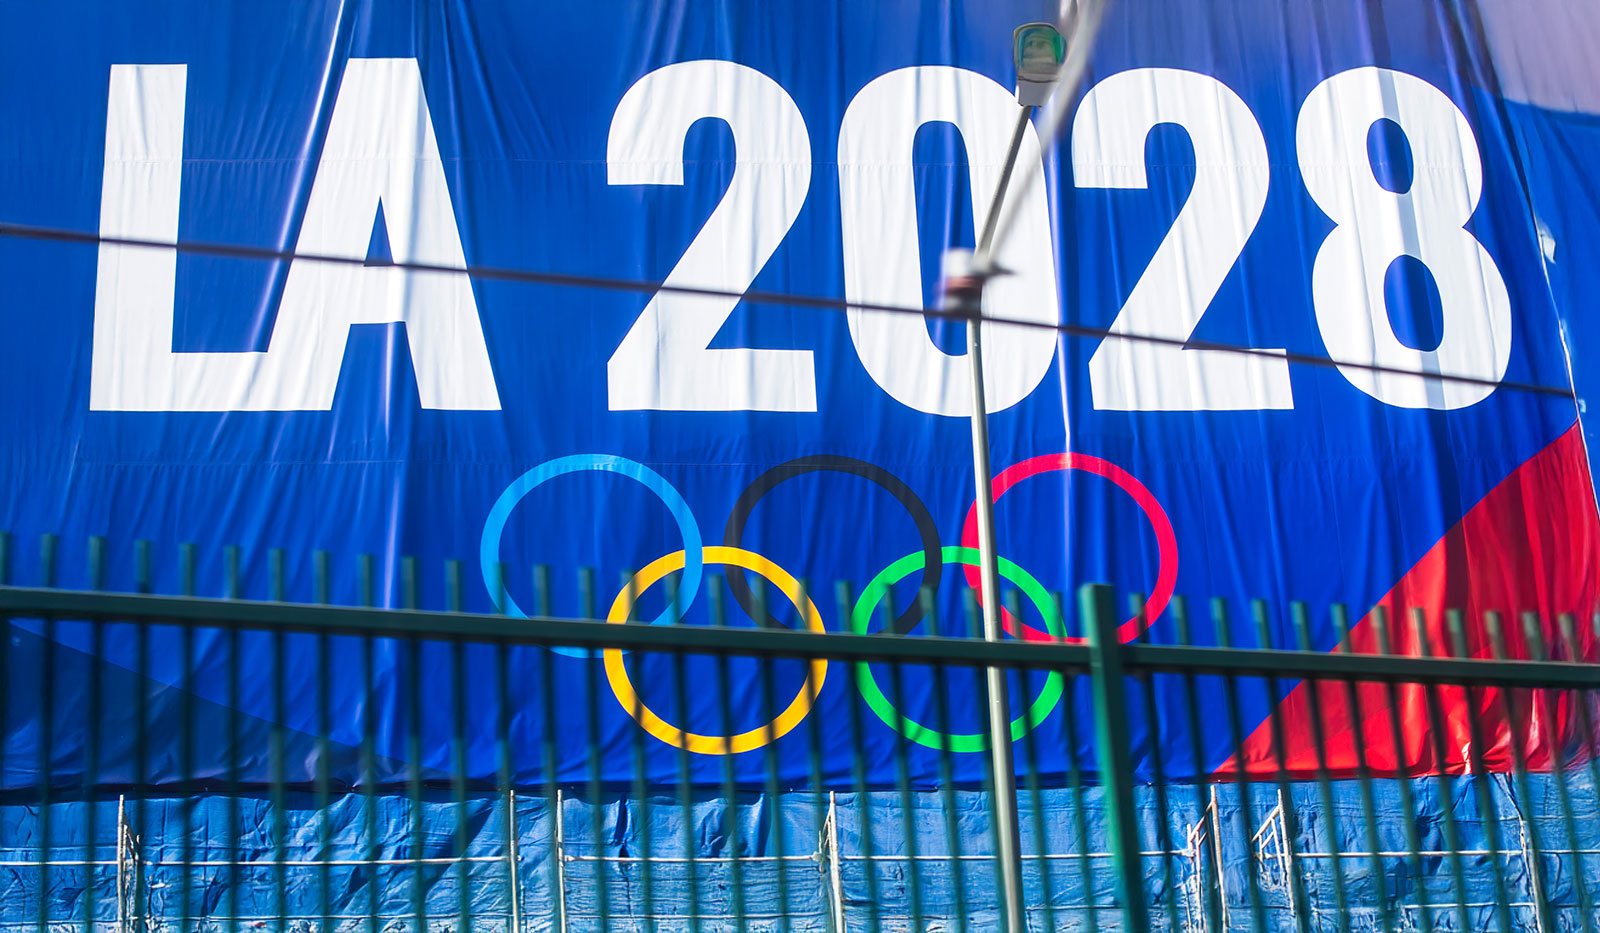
{"left": 939, "top": 22, "right": 1067, "bottom": 933}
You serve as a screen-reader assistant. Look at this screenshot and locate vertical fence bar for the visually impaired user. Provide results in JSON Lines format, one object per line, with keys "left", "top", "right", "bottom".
{"left": 927, "top": 589, "right": 970, "bottom": 933}
{"left": 837, "top": 582, "right": 881, "bottom": 933}
{"left": 37, "top": 535, "right": 57, "bottom": 933}
{"left": 447, "top": 560, "right": 472, "bottom": 933}
{"left": 757, "top": 637, "right": 789, "bottom": 933}
{"left": 178, "top": 542, "right": 194, "bottom": 933}
{"left": 625, "top": 569, "right": 656, "bottom": 933}
{"left": 799, "top": 578, "right": 835, "bottom": 933}
{"left": 1329, "top": 604, "right": 1396, "bottom": 933}
{"left": 1484, "top": 607, "right": 1555, "bottom": 932}
{"left": 958, "top": 588, "right": 1013, "bottom": 932}
{"left": 1080, "top": 584, "right": 1146, "bottom": 931}
{"left": 1520, "top": 610, "right": 1595, "bottom": 933}
{"left": 1130, "top": 593, "right": 1182, "bottom": 932}
{"left": 493, "top": 563, "right": 519, "bottom": 933}
{"left": 1015, "top": 644, "right": 1054, "bottom": 933}
{"left": 880, "top": 587, "right": 924, "bottom": 932}
{"left": 316, "top": 551, "right": 334, "bottom": 933}
{"left": 1407, "top": 608, "right": 1474, "bottom": 932}
{"left": 1443, "top": 609, "right": 1514, "bottom": 933}
{"left": 669, "top": 569, "right": 703, "bottom": 933}
{"left": 1211, "top": 597, "right": 1268, "bottom": 932}
{"left": 1289, "top": 602, "right": 1352, "bottom": 933}
{"left": 359, "top": 554, "right": 380, "bottom": 933}
{"left": 1369, "top": 607, "right": 1436, "bottom": 933}
{"left": 0, "top": 532, "right": 8, "bottom": 930}
{"left": 1558, "top": 612, "right": 1600, "bottom": 931}
{"left": 1249, "top": 598, "right": 1311, "bottom": 933}
{"left": 1171, "top": 596, "right": 1222, "bottom": 932}
{"left": 224, "top": 545, "right": 242, "bottom": 933}
{"left": 403, "top": 556, "right": 427, "bottom": 933}
{"left": 1052, "top": 591, "right": 1099, "bottom": 933}
{"left": 134, "top": 540, "right": 151, "bottom": 933}
{"left": 709, "top": 575, "right": 749, "bottom": 932}
{"left": 84, "top": 538, "right": 105, "bottom": 933}
{"left": 577, "top": 567, "right": 613, "bottom": 931}
{"left": 0, "top": 521, "right": 8, "bottom": 870}
{"left": 270, "top": 548, "right": 288, "bottom": 933}
{"left": 533, "top": 565, "right": 566, "bottom": 933}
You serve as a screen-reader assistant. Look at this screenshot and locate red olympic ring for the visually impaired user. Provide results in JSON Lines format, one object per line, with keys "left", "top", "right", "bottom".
{"left": 961, "top": 454, "right": 1178, "bottom": 644}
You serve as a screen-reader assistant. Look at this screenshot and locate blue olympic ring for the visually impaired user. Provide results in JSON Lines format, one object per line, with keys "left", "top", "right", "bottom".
{"left": 480, "top": 454, "right": 703, "bottom": 659}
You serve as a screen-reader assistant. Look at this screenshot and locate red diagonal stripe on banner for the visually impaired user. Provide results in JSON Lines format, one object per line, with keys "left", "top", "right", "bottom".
{"left": 1220, "top": 423, "right": 1600, "bottom": 778}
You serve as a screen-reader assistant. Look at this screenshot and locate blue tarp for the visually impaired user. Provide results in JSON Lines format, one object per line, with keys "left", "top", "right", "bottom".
{"left": 4, "top": 775, "right": 1595, "bottom": 931}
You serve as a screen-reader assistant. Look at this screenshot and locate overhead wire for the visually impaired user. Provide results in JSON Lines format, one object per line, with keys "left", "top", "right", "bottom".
{"left": 0, "top": 216, "right": 1572, "bottom": 402}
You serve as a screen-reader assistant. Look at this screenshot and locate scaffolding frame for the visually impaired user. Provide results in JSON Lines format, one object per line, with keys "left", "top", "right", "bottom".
{"left": 1246, "top": 781, "right": 1600, "bottom": 933}
{"left": 549, "top": 790, "right": 1211, "bottom": 932}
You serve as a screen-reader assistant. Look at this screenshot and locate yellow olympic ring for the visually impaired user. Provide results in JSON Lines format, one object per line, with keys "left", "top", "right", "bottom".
{"left": 603, "top": 546, "right": 828, "bottom": 754}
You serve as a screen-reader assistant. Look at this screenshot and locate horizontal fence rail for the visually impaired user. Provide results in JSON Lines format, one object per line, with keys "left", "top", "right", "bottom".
{"left": 6, "top": 584, "right": 1599, "bottom": 688}
{"left": 15, "top": 583, "right": 1101, "bottom": 662}
{"left": 0, "top": 535, "right": 1596, "bottom": 932}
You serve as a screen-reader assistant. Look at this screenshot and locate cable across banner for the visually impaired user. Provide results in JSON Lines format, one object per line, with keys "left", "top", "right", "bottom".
{"left": 0, "top": 0, "right": 1595, "bottom": 786}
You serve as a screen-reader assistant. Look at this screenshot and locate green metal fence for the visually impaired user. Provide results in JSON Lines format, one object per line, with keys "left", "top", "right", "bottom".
{"left": 0, "top": 534, "right": 1598, "bottom": 931}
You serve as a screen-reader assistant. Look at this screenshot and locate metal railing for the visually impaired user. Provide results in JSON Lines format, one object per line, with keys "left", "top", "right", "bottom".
{"left": 0, "top": 533, "right": 1597, "bottom": 931}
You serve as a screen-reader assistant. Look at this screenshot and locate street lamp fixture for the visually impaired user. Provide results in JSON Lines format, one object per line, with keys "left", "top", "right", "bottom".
{"left": 1013, "top": 22, "right": 1066, "bottom": 107}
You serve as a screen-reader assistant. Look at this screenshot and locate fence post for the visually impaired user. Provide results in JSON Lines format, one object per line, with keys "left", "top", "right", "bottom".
{"left": 1081, "top": 583, "right": 1148, "bottom": 931}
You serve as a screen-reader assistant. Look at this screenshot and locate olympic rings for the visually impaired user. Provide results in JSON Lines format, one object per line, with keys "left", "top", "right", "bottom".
{"left": 603, "top": 546, "right": 827, "bottom": 754}
{"left": 960, "top": 453, "right": 1177, "bottom": 644}
{"left": 723, "top": 455, "right": 942, "bottom": 635}
{"left": 480, "top": 455, "right": 703, "bottom": 659}
{"left": 482, "top": 448, "right": 1175, "bottom": 755}
{"left": 852, "top": 547, "right": 1065, "bottom": 751}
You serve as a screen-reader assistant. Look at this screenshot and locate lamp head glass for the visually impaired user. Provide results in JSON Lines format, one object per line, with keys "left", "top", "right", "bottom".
{"left": 1013, "top": 22, "right": 1065, "bottom": 81}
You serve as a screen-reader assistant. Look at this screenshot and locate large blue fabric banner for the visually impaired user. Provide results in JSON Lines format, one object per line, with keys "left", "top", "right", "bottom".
{"left": 0, "top": 0, "right": 1596, "bottom": 787}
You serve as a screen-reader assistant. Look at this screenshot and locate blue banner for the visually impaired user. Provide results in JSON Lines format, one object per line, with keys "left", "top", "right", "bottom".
{"left": 0, "top": 0, "right": 1596, "bottom": 787}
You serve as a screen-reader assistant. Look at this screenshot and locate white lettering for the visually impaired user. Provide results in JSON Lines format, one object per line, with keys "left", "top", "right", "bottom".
{"left": 90, "top": 60, "right": 500, "bottom": 411}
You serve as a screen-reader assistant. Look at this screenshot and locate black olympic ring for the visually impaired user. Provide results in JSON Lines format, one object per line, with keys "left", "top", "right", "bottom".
{"left": 722, "top": 455, "right": 943, "bottom": 635}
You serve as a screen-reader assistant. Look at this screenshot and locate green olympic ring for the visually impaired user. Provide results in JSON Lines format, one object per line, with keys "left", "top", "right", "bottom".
{"left": 850, "top": 546, "right": 1066, "bottom": 752}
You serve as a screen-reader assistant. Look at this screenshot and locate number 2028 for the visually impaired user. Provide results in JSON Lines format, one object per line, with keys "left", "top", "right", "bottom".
{"left": 606, "top": 63, "right": 1511, "bottom": 415}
